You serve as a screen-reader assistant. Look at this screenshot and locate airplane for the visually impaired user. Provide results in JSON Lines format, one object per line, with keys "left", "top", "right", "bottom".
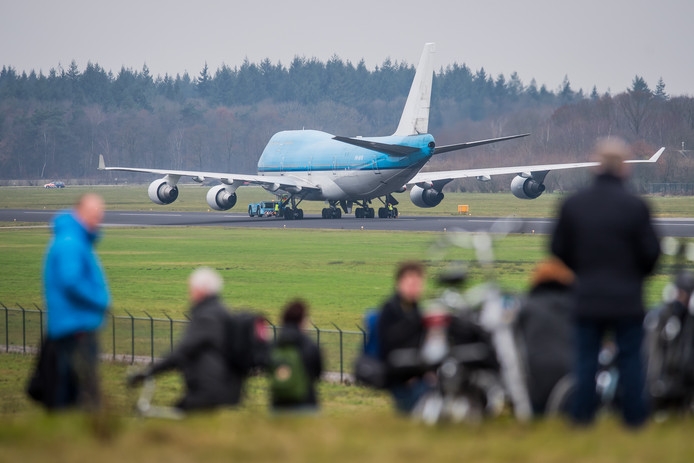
{"left": 98, "top": 43, "right": 665, "bottom": 220}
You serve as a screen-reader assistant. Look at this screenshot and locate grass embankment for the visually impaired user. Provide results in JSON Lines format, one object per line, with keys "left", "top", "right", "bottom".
{"left": 0, "top": 353, "right": 691, "bottom": 463}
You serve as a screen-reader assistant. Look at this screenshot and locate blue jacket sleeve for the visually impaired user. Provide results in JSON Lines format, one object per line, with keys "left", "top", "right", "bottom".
{"left": 55, "top": 239, "right": 110, "bottom": 312}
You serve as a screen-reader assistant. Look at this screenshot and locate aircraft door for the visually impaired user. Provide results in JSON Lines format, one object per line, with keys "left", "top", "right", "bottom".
{"left": 372, "top": 158, "right": 381, "bottom": 175}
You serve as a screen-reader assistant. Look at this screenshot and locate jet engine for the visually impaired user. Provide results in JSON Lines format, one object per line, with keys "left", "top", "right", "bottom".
{"left": 510, "top": 175, "right": 546, "bottom": 200}
{"left": 410, "top": 185, "right": 444, "bottom": 208}
{"left": 206, "top": 185, "right": 237, "bottom": 211}
{"left": 148, "top": 178, "right": 179, "bottom": 205}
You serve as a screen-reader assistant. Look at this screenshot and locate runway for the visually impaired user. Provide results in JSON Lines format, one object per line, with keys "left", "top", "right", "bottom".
{"left": 2, "top": 209, "right": 694, "bottom": 237}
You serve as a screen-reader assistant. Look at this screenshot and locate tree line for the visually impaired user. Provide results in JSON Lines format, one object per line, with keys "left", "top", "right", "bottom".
{"left": 0, "top": 57, "right": 692, "bottom": 194}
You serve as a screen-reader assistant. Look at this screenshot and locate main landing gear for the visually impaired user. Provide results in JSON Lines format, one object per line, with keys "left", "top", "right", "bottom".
{"left": 352, "top": 197, "right": 398, "bottom": 219}
{"left": 282, "top": 196, "right": 305, "bottom": 220}
{"left": 321, "top": 207, "right": 342, "bottom": 219}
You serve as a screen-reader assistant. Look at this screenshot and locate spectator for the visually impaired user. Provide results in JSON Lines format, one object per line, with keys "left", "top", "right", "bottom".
{"left": 516, "top": 257, "right": 574, "bottom": 416}
{"left": 270, "top": 299, "right": 323, "bottom": 412}
{"left": 128, "top": 267, "right": 243, "bottom": 411}
{"left": 41, "top": 193, "right": 111, "bottom": 410}
{"left": 378, "top": 261, "right": 432, "bottom": 414}
{"left": 644, "top": 269, "right": 694, "bottom": 410}
{"left": 551, "top": 137, "right": 661, "bottom": 428}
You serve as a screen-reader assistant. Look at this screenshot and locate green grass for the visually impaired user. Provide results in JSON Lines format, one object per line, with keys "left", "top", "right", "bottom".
{"left": 1, "top": 187, "right": 693, "bottom": 461}
{"left": 1, "top": 353, "right": 692, "bottom": 463}
{"left": 0, "top": 226, "right": 687, "bottom": 373}
{"left": 0, "top": 226, "right": 682, "bottom": 326}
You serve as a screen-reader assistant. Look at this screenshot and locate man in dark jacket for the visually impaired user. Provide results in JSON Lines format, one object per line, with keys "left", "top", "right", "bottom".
{"left": 128, "top": 267, "right": 242, "bottom": 411}
{"left": 551, "top": 137, "right": 661, "bottom": 427}
{"left": 40, "top": 193, "right": 110, "bottom": 410}
{"left": 378, "top": 261, "right": 432, "bottom": 413}
{"left": 270, "top": 300, "right": 323, "bottom": 411}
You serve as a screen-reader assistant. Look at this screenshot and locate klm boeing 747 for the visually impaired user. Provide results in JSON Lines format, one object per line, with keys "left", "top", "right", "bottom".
{"left": 99, "top": 43, "right": 664, "bottom": 219}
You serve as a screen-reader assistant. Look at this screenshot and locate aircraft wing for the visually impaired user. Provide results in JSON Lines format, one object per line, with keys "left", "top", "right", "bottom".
{"left": 97, "top": 155, "right": 319, "bottom": 191}
{"left": 408, "top": 147, "right": 665, "bottom": 186}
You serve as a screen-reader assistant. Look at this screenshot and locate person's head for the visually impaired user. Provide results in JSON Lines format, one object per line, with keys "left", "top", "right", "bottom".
{"left": 395, "top": 261, "right": 425, "bottom": 304}
{"left": 282, "top": 299, "right": 307, "bottom": 327}
{"left": 188, "top": 267, "right": 223, "bottom": 304}
{"left": 74, "top": 193, "right": 105, "bottom": 232}
{"left": 530, "top": 257, "right": 574, "bottom": 289}
{"left": 591, "top": 137, "right": 632, "bottom": 178}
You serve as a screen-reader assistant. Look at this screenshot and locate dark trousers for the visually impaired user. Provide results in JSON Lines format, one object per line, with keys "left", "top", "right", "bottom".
{"left": 571, "top": 318, "right": 648, "bottom": 427}
{"left": 389, "top": 378, "right": 431, "bottom": 414}
{"left": 53, "top": 331, "right": 101, "bottom": 410}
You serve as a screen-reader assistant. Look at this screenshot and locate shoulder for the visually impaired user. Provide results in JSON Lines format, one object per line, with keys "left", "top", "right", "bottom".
{"left": 381, "top": 294, "right": 401, "bottom": 312}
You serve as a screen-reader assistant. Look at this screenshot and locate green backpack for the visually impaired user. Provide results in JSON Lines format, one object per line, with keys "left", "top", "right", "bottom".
{"left": 270, "top": 344, "right": 309, "bottom": 403}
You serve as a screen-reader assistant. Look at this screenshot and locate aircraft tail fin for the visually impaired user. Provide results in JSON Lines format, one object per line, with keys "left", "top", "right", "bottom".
{"left": 393, "top": 43, "right": 435, "bottom": 136}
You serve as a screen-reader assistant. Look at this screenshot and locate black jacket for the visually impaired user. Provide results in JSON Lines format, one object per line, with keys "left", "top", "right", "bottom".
{"left": 551, "top": 173, "right": 660, "bottom": 320}
{"left": 378, "top": 293, "right": 425, "bottom": 385}
{"left": 149, "top": 295, "right": 242, "bottom": 411}
{"left": 272, "top": 324, "right": 323, "bottom": 408}
{"left": 516, "top": 282, "right": 574, "bottom": 414}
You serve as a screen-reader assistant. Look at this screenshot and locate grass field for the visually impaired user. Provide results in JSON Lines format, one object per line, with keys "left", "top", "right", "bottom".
{"left": 1, "top": 187, "right": 693, "bottom": 461}
{"left": 0, "top": 226, "right": 683, "bottom": 326}
{"left": 1, "top": 353, "right": 692, "bottom": 463}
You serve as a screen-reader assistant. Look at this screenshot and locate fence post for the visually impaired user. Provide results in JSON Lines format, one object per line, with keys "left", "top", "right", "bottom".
{"left": 266, "top": 320, "right": 277, "bottom": 342}
{"left": 164, "top": 313, "right": 174, "bottom": 353}
{"left": 356, "top": 324, "right": 366, "bottom": 350}
{"left": 332, "top": 323, "right": 344, "bottom": 383}
{"left": 1, "top": 302, "right": 8, "bottom": 353}
{"left": 111, "top": 313, "right": 116, "bottom": 360}
{"left": 18, "top": 303, "right": 26, "bottom": 353}
{"left": 125, "top": 310, "right": 135, "bottom": 364}
{"left": 34, "top": 304, "right": 43, "bottom": 346}
{"left": 311, "top": 322, "right": 320, "bottom": 349}
{"left": 144, "top": 312, "right": 154, "bottom": 363}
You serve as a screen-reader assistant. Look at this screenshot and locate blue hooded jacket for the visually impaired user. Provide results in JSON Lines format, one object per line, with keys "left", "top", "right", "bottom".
{"left": 43, "top": 211, "right": 111, "bottom": 339}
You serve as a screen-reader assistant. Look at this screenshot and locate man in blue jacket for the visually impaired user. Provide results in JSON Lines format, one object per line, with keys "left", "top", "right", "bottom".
{"left": 42, "top": 193, "right": 110, "bottom": 410}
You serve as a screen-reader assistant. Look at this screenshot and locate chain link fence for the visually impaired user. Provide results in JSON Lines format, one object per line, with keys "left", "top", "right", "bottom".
{"left": 0, "top": 303, "right": 366, "bottom": 382}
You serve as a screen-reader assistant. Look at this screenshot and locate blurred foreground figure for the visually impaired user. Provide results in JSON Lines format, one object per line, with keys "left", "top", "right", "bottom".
{"left": 378, "top": 261, "right": 433, "bottom": 413}
{"left": 516, "top": 258, "right": 574, "bottom": 416}
{"left": 645, "top": 269, "right": 694, "bottom": 411}
{"left": 31, "top": 193, "right": 110, "bottom": 410}
{"left": 269, "top": 300, "right": 323, "bottom": 412}
{"left": 551, "top": 137, "right": 660, "bottom": 427}
{"left": 128, "top": 267, "right": 243, "bottom": 411}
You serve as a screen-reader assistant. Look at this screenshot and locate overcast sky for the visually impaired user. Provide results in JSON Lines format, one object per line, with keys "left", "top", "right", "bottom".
{"left": 2, "top": 0, "right": 693, "bottom": 96}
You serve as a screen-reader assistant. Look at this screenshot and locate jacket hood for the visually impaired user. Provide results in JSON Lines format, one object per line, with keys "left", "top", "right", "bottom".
{"left": 52, "top": 211, "right": 101, "bottom": 244}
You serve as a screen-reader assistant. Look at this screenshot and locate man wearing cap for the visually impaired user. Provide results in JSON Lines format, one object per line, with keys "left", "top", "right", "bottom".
{"left": 551, "top": 137, "right": 661, "bottom": 428}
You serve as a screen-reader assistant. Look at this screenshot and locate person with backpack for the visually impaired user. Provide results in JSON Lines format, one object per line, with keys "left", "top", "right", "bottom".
{"left": 269, "top": 300, "right": 323, "bottom": 412}
{"left": 378, "top": 261, "right": 433, "bottom": 414}
{"left": 127, "top": 267, "right": 244, "bottom": 411}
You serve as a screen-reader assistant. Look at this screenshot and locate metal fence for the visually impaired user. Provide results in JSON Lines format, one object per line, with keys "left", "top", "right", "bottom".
{"left": 649, "top": 183, "right": 694, "bottom": 195}
{"left": 0, "top": 303, "right": 366, "bottom": 382}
